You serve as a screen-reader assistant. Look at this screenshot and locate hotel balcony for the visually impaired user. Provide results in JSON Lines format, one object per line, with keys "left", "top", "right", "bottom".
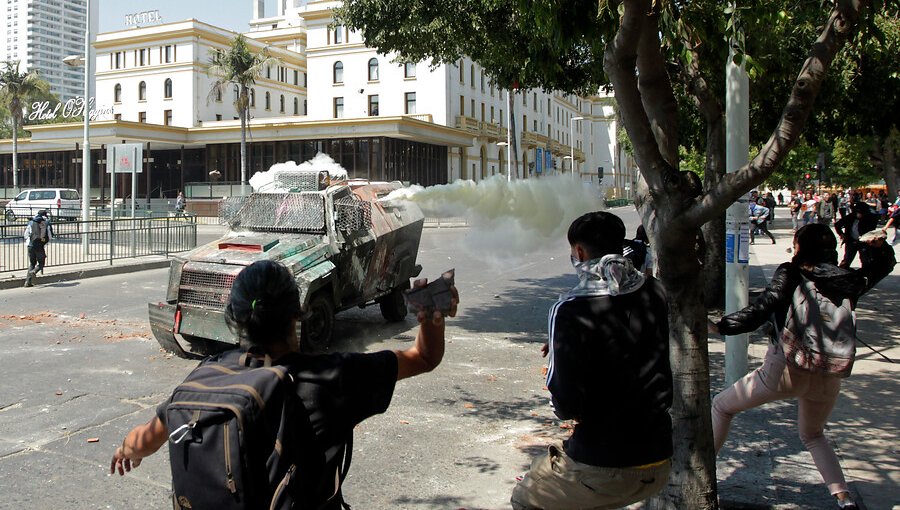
{"left": 455, "top": 115, "right": 481, "bottom": 135}
{"left": 520, "top": 130, "right": 550, "bottom": 148}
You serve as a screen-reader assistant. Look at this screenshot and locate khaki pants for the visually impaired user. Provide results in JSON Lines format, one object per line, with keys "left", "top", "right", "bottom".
{"left": 511, "top": 445, "right": 670, "bottom": 510}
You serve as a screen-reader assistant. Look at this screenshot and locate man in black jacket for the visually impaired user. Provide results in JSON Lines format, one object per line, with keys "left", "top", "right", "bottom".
{"left": 834, "top": 202, "right": 878, "bottom": 268}
{"left": 511, "top": 212, "right": 673, "bottom": 510}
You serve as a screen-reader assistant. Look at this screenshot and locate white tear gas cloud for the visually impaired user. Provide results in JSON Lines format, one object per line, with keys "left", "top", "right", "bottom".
{"left": 249, "top": 153, "right": 349, "bottom": 192}
{"left": 384, "top": 175, "right": 605, "bottom": 259}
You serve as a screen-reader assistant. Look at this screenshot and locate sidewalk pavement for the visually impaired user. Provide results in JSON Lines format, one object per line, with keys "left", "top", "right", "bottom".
{"left": 711, "top": 215, "right": 899, "bottom": 510}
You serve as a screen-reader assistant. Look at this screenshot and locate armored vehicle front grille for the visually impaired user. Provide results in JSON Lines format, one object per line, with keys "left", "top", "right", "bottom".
{"left": 220, "top": 193, "right": 325, "bottom": 232}
{"left": 179, "top": 269, "right": 237, "bottom": 310}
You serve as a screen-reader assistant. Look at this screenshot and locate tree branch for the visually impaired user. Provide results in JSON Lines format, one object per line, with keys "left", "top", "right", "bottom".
{"left": 682, "top": 0, "right": 866, "bottom": 229}
{"left": 637, "top": 7, "right": 680, "bottom": 167}
{"left": 603, "top": 0, "right": 669, "bottom": 194}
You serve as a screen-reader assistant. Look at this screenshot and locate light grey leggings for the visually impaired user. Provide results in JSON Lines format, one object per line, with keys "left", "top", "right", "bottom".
{"left": 712, "top": 342, "right": 848, "bottom": 495}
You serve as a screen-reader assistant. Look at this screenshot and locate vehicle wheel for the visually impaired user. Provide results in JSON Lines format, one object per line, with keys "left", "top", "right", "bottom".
{"left": 379, "top": 282, "right": 410, "bottom": 322}
{"left": 300, "top": 294, "right": 335, "bottom": 352}
{"left": 4, "top": 210, "right": 14, "bottom": 223}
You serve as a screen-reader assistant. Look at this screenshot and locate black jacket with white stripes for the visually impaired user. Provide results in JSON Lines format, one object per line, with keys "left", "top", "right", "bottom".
{"left": 546, "top": 277, "right": 673, "bottom": 468}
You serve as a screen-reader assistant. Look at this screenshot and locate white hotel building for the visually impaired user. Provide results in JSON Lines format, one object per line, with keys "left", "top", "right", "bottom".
{"left": 0, "top": 0, "right": 638, "bottom": 202}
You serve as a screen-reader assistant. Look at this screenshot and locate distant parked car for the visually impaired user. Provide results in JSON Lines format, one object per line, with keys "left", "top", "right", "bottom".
{"left": 4, "top": 188, "right": 81, "bottom": 222}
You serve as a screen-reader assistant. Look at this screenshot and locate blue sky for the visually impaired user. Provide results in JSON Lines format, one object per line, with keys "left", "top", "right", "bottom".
{"left": 99, "top": 1, "right": 279, "bottom": 33}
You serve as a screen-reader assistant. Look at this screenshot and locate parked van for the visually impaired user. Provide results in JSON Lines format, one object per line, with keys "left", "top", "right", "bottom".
{"left": 4, "top": 188, "right": 81, "bottom": 222}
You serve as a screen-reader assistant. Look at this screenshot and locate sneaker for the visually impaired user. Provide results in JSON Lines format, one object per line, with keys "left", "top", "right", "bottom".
{"left": 837, "top": 497, "right": 858, "bottom": 509}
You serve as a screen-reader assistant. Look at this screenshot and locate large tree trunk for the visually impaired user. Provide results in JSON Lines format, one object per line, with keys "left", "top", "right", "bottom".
{"left": 702, "top": 119, "right": 726, "bottom": 309}
{"left": 875, "top": 128, "right": 900, "bottom": 198}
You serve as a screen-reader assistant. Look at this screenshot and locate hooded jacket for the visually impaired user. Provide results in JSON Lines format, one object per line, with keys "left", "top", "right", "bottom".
{"left": 718, "top": 242, "right": 895, "bottom": 336}
{"left": 546, "top": 255, "right": 673, "bottom": 467}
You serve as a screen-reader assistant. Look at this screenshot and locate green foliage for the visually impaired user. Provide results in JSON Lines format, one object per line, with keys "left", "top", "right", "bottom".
{"left": 758, "top": 139, "right": 818, "bottom": 190}
{"left": 831, "top": 136, "right": 883, "bottom": 187}
{"left": 678, "top": 145, "right": 705, "bottom": 178}
{"left": 207, "top": 34, "right": 279, "bottom": 113}
{"left": 0, "top": 60, "right": 51, "bottom": 134}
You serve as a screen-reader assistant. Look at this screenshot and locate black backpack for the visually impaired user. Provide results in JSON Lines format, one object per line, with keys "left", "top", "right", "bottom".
{"left": 165, "top": 349, "right": 352, "bottom": 510}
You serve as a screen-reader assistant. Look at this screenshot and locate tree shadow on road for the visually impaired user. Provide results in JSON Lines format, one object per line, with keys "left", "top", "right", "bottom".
{"left": 453, "top": 274, "right": 573, "bottom": 342}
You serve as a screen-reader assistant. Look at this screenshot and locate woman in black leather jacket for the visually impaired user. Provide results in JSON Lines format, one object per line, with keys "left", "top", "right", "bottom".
{"left": 709, "top": 224, "right": 895, "bottom": 510}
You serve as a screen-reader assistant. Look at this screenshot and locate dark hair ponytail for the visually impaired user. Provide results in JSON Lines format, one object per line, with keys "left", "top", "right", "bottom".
{"left": 225, "top": 260, "right": 300, "bottom": 350}
{"left": 792, "top": 223, "right": 838, "bottom": 267}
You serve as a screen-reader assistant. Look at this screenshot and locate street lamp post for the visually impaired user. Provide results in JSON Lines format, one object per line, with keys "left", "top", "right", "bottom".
{"left": 570, "top": 116, "right": 584, "bottom": 179}
{"left": 497, "top": 141, "right": 510, "bottom": 182}
{"left": 62, "top": 1, "right": 91, "bottom": 254}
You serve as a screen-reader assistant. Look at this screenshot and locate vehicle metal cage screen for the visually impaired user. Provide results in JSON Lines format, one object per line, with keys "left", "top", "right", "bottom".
{"left": 179, "top": 269, "right": 237, "bottom": 310}
{"left": 334, "top": 197, "right": 372, "bottom": 231}
{"left": 220, "top": 193, "right": 325, "bottom": 232}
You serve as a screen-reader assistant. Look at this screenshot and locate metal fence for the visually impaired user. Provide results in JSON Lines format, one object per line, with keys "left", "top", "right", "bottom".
{"left": 0, "top": 216, "right": 197, "bottom": 273}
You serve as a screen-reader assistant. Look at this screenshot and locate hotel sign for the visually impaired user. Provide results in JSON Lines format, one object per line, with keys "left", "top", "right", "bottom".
{"left": 125, "top": 10, "right": 161, "bottom": 27}
{"left": 27, "top": 97, "right": 113, "bottom": 122}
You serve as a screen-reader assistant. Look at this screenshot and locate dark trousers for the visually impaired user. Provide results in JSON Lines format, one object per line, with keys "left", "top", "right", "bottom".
{"left": 751, "top": 221, "right": 775, "bottom": 243}
{"left": 28, "top": 242, "right": 46, "bottom": 274}
{"left": 840, "top": 240, "right": 860, "bottom": 269}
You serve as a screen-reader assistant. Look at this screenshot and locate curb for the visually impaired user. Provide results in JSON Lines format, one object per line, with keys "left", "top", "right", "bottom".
{"left": 0, "top": 259, "right": 172, "bottom": 290}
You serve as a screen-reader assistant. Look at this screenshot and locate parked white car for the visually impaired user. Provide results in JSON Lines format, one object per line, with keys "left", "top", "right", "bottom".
{"left": 4, "top": 188, "right": 81, "bottom": 222}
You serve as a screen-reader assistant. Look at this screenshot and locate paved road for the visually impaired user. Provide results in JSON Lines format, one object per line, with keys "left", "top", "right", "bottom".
{"left": 1, "top": 212, "right": 647, "bottom": 509}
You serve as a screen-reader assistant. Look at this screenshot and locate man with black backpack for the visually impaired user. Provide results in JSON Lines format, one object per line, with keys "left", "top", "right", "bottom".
{"left": 23, "top": 210, "right": 51, "bottom": 288}
{"left": 110, "top": 260, "right": 459, "bottom": 509}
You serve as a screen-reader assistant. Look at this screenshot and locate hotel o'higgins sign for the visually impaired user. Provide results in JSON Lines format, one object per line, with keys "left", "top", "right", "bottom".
{"left": 27, "top": 97, "right": 113, "bottom": 122}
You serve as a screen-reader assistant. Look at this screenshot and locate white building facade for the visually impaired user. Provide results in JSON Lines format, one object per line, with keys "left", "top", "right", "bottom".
{"left": 1, "top": 0, "right": 639, "bottom": 200}
{"left": 0, "top": 0, "right": 99, "bottom": 100}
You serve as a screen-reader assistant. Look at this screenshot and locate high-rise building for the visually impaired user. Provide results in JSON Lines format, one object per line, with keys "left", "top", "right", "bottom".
{"left": 0, "top": 0, "right": 99, "bottom": 100}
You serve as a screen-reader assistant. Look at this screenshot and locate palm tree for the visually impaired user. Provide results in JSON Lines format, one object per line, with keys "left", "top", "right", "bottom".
{"left": 0, "top": 61, "right": 50, "bottom": 190}
{"left": 208, "top": 35, "right": 279, "bottom": 189}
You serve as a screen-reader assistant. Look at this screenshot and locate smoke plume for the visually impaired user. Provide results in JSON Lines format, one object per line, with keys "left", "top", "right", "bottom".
{"left": 384, "top": 175, "right": 604, "bottom": 259}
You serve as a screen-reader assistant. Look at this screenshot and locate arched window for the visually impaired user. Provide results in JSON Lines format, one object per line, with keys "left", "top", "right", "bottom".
{"left": 138, "top": 81, "right": 146, "bottom": 101}
{"left": 250, "top": 88, "right": 256, "bottom": 107}
{"left": 279, "top": 94, "right": 285, "bottom": 113}
{"left": 233, "top": 85, "right": 239, "bottom": 103}
{"left": 113, "top": 83, "right": 122, "bottom": 103}
{"left": 293, "top": 97, "right": 299, "bottom": 115}
{"left": 265, "top": 91, "right": 271, "bottom": 110}
{"left": 163, "top": 79, "right": 172, "bottom": 99}
{"left": 333, "top": 61, "right": 343, "bottom": 84}
{"left": 368, "top": 58, "right": 379, "bottom": 81}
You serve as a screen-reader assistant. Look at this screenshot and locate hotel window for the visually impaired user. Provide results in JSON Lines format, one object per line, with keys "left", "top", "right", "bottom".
{"left": 164, "top": 45, "right": 174, "bottom": 63}
{"left": 114, "top": 51, "right": 123, "bottom": 69}
{"left": 114, "top": 113, "right": 122, "bottom": 121}
{"left": 280, "top": 94, "right": 285, "bottom": 113}
{"left": 333, "top": 61, "right": 343, "bottom": 84}
{"left": 405, "top": 92, "right": 416, "bottom": 114}
{"left": 480, "top": 102, "right": 485, "bottom": 121}
{"left": 458, "top": 60, "right": 464, "bottom": 84}
{"left": 164, "top": 78, "right": 172, "bottom": 99}
{"left": 164, "top": 109, "right": 172, "bottom": 126}
{"left": 216, "top": 114, "right": 222, "bottom": 121}
{"left": 490, "top": 106, "right": 494, "bottom": 123}
{"left": 303, "top": 99, "right": 307, "bottom": 115}
{"left": 333, "top": 97, "right": 344, "bottom": 118}
{"left": 480, "top": 73, "right": 484, "bottom": 92}
{"left": 293, "top": 97, "right": 299, "bottom": 115}
{"left": 470, "top": 65, "right": 474, "bottom": 88}
{"left": 523, "top": 114, "right": 527, "bottom": 131}
{"left": 459, "top": 95, "right": 464, "bottom": 116}
{"left": 266, "top": 66, "right": 271, "bottom": 79}
{"left": 139, "top": 48, "right": 147, "bottom": 66}
{"left": 368, "top": 58, "right": 379, "bottom": 81}
{"left": 404, "top": 62, "right": 416, "bottom": 79}
{"left": 334, "top": 25, "right": 344, "bottom": 44}
{"left": 138, "top": 111, "right": 146, "bottom": 123}
{"left": 215, "top": 86, "right": 222, "bottom": 102}
{"left": 138, "top": 81, "right": 147, "bottom": 101}
{"left": 470, "top": 99, "right": 475, "bottom": 118}
{"left": 234, "top": 85, "right": 240, "bottom": 103}
{"left": 523, "top": 92, "right": 527, "bottom": 106}
{"left": 368, "top": 94, "right": 379, "bottom": 116}
{"left": 250, "top": 88, "right": 256, "bottom": 107}
{"left": 113, "top": 83, "right": 121, "bottom": 103}
{"left": 265, "top": 92, "right": 271, "bottom": 110}
{"left": 500, "top": 109, "right": 504, "bottom": 127}
{"left": 293, "top": 70, "right": 298, "bottom": 86}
